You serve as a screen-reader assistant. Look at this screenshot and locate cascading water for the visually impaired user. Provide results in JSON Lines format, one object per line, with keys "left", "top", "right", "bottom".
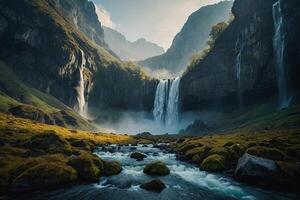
{"left": 235, "top": 38, "right": 243, "bottom": 108}
{"left": 74, "top": 49, "right": 88, "bottom": 117}
{"left": 153, "top": 80, "right": 168, "bottom": 122}
{"left": 272, "top": 0, "right": 291, "bottom": 108}
{"left": 153, "top": 77, "right": 180, "bottom": 126}
{"left": 166, "top": 77, "right": 181, "bottom": 125}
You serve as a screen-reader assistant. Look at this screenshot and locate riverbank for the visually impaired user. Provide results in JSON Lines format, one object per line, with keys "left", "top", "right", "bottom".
{"left": 0, "top": 113, "right": 149, "bottom": 193}
{"left": 167, "top": 129, "right": 300, "bottom": 193}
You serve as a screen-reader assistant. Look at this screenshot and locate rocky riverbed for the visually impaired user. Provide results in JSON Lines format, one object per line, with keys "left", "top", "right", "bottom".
{"left": 7, "top": 144, "right": 299, "bottom": 200}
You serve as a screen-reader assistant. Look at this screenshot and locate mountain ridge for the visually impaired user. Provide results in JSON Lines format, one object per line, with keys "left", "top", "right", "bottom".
{"left": 103, "top": 26, "right": 164, "bottom": 61}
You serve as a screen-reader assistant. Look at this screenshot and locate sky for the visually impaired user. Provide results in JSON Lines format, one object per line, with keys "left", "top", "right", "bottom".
{"left": 92, "top": 0, "right": 222, "bottom": 50}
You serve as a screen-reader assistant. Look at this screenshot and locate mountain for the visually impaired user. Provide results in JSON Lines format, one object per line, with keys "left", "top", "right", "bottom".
{"left": 103, "top": 26, "right": 164, "bottom": 61}
{"left": 140, "top": 1, "right": 233, "bottom": 75}
{"left": 180, "top": 0, "right": 300, "bottom": 111}
{"left": 0, "top": 0, "right": 157, "bottom": 126}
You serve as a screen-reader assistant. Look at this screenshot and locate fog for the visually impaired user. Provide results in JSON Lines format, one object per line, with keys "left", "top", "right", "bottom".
{"left": 96, "top": 111, "right": 201, "bottom": 135}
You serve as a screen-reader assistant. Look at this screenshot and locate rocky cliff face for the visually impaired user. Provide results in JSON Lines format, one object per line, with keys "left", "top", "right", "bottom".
{"left": 180, "top": 0, "right": 300, "bottom": 111}
{"left": 104, "top": 27, "right": 164, "bottom": 61}
{"left": 0, "top": 0, "right": 157, "bottom": 113}
{"left": 140, "top": 1, "right": 233, "bottom": 76}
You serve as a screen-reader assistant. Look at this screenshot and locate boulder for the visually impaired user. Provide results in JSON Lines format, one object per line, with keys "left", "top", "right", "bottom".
{"left": 68, "top": 153, "right": 103, "bottom": 182}
{"left": 102, "top": 161, "right": 122, "bottom": 176}
{"left": 143, "top": 161, "right": 170, "bottom": 176}
{"left": 234, "top": 153, "right": 280, "bottom": 187}
{"left": 200, "top": 154, "right": 225, "bottom": 172}
{"left": 140, "top": 179, "right": 166, "bottom": 193}
{"left": 130, "top": 152, "right": 147, "bottom": 161}
{"left": 10, "top": 163, "right": 77, "bottom": 192}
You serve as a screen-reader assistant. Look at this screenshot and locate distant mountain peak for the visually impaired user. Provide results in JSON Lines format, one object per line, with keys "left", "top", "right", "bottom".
{"left": 103, "top": 27, "right": 164, "bottom": 61}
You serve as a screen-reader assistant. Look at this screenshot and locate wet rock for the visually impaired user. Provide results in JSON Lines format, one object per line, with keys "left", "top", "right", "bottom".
{"left": 130, "top": 147, "right": 137, "bottom": 150}
{"left": 140, "top": 179, "right": 166, "bottom": 193}
{"left": 130, "top": 152, "right": 147, "bottom": 161}
{"left": 153, "top": 152, "right": 159, "bottom": 156}
{"left": 143, "top": 161, "right": 170, "bottom": 176}
{"left": 103, "top": 161, "right": 122, "bottom": 176}
{"left": 234, "top": 153, "right": 280, "bottom": 187}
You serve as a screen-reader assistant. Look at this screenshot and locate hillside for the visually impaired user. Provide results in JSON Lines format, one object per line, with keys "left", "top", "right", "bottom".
{"left": 140, "top": 1, "right": 233, "bottom": 76}
{"left": 0, "top": 0, "right": 157, "bottom": 120}
{"left": 103, "top": 27, "right": 164, "bottom": 61}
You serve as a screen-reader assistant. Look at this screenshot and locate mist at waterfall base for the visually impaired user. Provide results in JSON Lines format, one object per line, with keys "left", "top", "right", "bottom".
{"left": 96, "top": 111, "right": 200, "bottom": 135}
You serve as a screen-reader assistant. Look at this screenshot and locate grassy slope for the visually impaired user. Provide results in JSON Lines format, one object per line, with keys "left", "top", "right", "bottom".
{"left": 0, "top": 60, "right": 95, "bottom": 130}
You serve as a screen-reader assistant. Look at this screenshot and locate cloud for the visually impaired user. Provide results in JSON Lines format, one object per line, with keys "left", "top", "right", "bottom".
{"left": 95, "top": 4, "right": 116, "bottom": 29}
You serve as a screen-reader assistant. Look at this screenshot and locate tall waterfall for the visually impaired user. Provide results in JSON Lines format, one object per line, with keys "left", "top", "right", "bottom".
{"left": 74, "top": 49, "right": 87, "bottom": 117}
{"left": 153, "top": 77, "right": 180, "bottom": 126}
{"left": 235, "top": 38, "right": 243, "bottom": 108}
{"left": 273, "top": 0, "right": 291, "bottom": 108}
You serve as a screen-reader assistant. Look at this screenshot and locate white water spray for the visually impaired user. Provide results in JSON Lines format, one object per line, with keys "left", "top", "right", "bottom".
{"left": 153, "top": 77, "right": 181, "bottom": 126}
{"left": 273, "top": 0, "right": 291, "bottom": 108}
{"left": 74, "top": 49, "right": 88, "bottom": 117}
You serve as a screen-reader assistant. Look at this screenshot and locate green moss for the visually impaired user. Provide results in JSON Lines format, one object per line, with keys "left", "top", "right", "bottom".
{"left": 246, "top": 146, "right": 288, "bottom": 161}
{"left": 185, "top": 146, "right": 211, "bottom": 160}
{"left": 200, "top": 154, "right": 225, "bottom": 172}
{"left": 143, "top": 161, "right": 170, "bottom": 176}
{"left": 103, "top": 161, "right": 122, "bottom": 176}
{"left": 11, "top": 162, "right": 77, "bottom": 192}
{"left": 25, "top": 131, "right": 72, "bottom": 155}
{"left": 68, "top": 153, "right": 103, "bottom": 182}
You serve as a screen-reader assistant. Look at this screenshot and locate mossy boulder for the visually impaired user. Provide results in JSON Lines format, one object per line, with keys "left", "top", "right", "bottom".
{"left": 140, "top": 179, "right": 166, "bottom": 193}
{"left": 69, "top": 139, "right": 95, "bottom": 151}
{"left": 102, "top": 161, "right": 122, "bottom": 176}
{"left": 200, "top": 154, "right": 226, "bottom": 172}
{"left": 10, "top": 163, "right": 77, "bottom": 192}
{"left": 179, "top": 143, "right": 202, "bottom": 153}
{"left": 246, "top": 146, "right": 287, "bottom": 161}
{"left": 24, "top": 131, "right": 72, "bottom": 155}
{"left": 185, "top": 146, "right": 211, "bottom": 160}
{"left": 130, "top": 152, "right": 147, "bottom": 161}
{"left": 143, "top": 161, "right": 170, "bottom": 176}
{"left": 68, "top": 153, "right": 103, "bottom": 182}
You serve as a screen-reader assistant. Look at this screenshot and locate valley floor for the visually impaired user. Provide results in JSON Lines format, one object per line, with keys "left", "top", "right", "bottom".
{"left": 0, "top": 113, "right": 300, "bottom": 198}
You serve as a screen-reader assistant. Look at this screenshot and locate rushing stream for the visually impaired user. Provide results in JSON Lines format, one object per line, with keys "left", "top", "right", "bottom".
{"left": 11, "top": 144, "right": 299, "bottom": 200}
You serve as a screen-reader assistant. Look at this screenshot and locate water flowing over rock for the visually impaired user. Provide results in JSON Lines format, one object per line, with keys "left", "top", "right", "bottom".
{"left": 74, "top": 49, "right": 87, "bottom": 117}
{"left": 272, "top": 0, "right": 291, "bottom": 108}
{"left": 153, "top": 77, "right": 180, "bottom": 126}
{"left": 235, "top": 38, "right": 244, "bottom": 108}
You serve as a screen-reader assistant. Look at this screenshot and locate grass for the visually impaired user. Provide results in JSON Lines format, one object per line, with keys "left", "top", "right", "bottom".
{"left": 0, "top": 113, "right": 143, "bottom": 192}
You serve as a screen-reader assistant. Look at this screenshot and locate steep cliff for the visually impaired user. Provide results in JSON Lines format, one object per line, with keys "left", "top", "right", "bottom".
{"left": 103, "top": 27, "right": 164, "bottom": 61}
{"left": 0, "top": 0, "right": 157, "bottom": 115}
{"left": 140, "top": 1, "right": 233, "bottom": 75}
{"left": 180, "top": 0, "right": 300, "bottom": 111}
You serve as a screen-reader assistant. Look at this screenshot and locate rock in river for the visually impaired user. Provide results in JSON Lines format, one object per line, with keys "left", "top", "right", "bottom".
{"left": 143, "top": 161, "right": 170, "bottom": 176}
{"left": 140, "top": 179, "right": 166, "bottom": 193}
{"left": 130, "top": 152, "right": 147, "bottom": 161}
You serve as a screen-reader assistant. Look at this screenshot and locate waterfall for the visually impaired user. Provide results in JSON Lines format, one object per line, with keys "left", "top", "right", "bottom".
{"left": 166, "top": 77, "right": 181, "bottom": 125}
{"left": 74, "top": 49, "right": 88, "bottom": 117}
{"left": 153, "top": 80, "right": 168, "bottom": 122}
{"left": 272, "top": 0, "right": 291, "bottom": 108}
{"left": 235, "top": 38, "right": 243, "bottom": 108}
{"left": 153, "top": 77, "right": 181, "bottom": 126}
